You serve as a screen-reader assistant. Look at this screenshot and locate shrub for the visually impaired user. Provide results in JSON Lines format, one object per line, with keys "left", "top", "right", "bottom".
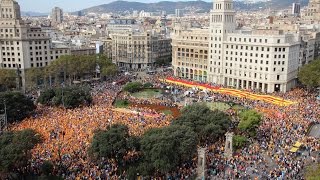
{"left": 233, "top": 135, "right": 247, "bottom": 150}
{"left": 143, "top": 82, "right": 153, "bottom": 88}
{"left": 123, "top": 82, "right": 143, "bottom": 93}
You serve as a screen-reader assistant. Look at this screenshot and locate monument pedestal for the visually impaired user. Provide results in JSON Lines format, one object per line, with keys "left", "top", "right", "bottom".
{"left": 196, "top": 147, "right": 207, "bottom": 180}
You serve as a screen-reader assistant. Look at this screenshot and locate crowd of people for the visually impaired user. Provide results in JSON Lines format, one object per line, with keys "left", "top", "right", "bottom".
{"left": 163, "top": 78, "right": 320, "bottom": 179}
{"left": 8, "top": 70, "right": 320, "bottom": 179}
{"left": 11, "top": 74, "right": 173, "bottom": 179}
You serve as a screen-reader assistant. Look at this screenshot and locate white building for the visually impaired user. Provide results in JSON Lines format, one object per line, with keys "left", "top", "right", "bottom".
{"left": 173, "top": 0, "right": 301, "bottom": 93}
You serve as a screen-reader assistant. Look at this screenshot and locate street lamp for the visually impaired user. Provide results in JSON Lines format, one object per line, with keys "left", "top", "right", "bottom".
{"left": 0, "top": 100, "right": 7, "bottom": 133}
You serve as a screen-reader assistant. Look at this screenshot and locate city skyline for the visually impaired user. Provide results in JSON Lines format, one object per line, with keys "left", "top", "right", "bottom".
{"left": 16, "top": 0, "right": 215, "bottom": 13}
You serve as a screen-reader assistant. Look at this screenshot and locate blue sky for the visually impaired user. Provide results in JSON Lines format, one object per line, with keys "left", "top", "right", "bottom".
{"left": 16, "top": 0, "right": 212, "bottom": 13}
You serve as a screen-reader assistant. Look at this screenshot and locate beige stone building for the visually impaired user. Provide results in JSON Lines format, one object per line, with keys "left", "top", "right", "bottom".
{"left": 302, "top": 0, "right": 320, "bottom": 21}
{"left": 0, "top": 0, "right": 70, "bottom": 88}
{"left": 172, "top": 26, "right": 209, "bottom": 81}
{"left": 111, "top": 32, "right": 171, "bottom": 69}
{"left": 101, "top": 37, "right": 112, "bottom": 59}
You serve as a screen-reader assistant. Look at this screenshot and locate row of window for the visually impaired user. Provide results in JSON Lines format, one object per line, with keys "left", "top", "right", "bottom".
{"left": 2, "top": 57, "right": 20, "bottom": 62}
{"left": 227, "top": 37, "right": 281, "bottom": 44}
{"left": 0, "top": 28, "right": 19, "bottom": 33}
{"left": 224, "top": 51, "right": 286, "bottom": 59}
{"left": 1, "top": 63, "right": 21, "bottom": 68}
{"left": 225, "top": 45, "right": 286, "bottom": 52}
{"left": 177, "top": 48, "right": 208, "bottom": 54}
{"left": 2, "top": 46, "right": 20, "bottom": 51}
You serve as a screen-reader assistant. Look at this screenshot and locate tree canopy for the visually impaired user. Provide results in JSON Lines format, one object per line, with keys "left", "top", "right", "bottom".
{"left": 37, "top": 86, "right": 92, "bottom": 109}
{"left": 298, "top": 59, "right": 320, "bottom": 89}
{"left": 88, "top": 124, "right": 139, "bottom": 166}
{"left": 25, "top": 55, "right": 118, "bottom": 89}
{"left": 0, "top": 91, "right": 35, "bottom": 123}
{"left": 173, "top": 103, "right": 231, "bottom": 145}
{"left": 238, "top": 110, "right": 262, "bottom": 137}
{"left": 0, "top": 69, "right": 17, "bottom": 91}
{"left": 123, "top": 82, "right": 143, "bottom": 93}
{"left": 139, "top": 125, "right": 197, "bottom": 175}
{"left": 0, "top": 129, "right": 42, "bottom": 175}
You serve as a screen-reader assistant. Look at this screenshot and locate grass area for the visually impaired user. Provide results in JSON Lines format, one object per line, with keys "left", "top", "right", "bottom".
{"left": 131, "top": 89, "right": 162, "bottom": 99}
{"left": 206, "top": 102, "right": 231, "bottom": 112}
{"left": 161, "top": 109, "right": 173, "bottom": 115}
{"left": 114, "top": 100, "right": 130, "bottom": 108}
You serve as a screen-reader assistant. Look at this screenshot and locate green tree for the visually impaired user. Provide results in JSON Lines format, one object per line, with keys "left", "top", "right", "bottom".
{"left": 238, "top": 110, "right": 262, "bottom": 137}
{"left": 139, "top": 125, "right": 197, "bottom": 175}
{"left": 0, "top": 69, "right": 17, "bottom": 91}
{"left": 37, "top": 89, "right": 55, "bottom": 105}
{"left": 298, "top": 59, "right": 320, "bottom": 89}
{"left": 0, "top": 91, "right": 35, "bottom": 123}
{"left": 40, "top": 161, "right": 54, "bottom": 176}
{"left": 25, "top": 68, "right": 44, "bottom": 89}
{"left": 37, "top": 86, "right": 92, "bottom": 108}
{"left": 97, "top": 55, "right": 118, "bottom": 77}
{"left": 88, "top": 124, "right": 140, "bottom": 169}
{"left": 173, "top": 103, "right": 231, "bottom": 145}
{"left": 0, "top": 129, "right": 42, "bottom": 176}
{"left": 123, "top": 82, "right": 143, "bottom": 93}
{"left": 233, "top": 135, "right": 247, "bottom": 150}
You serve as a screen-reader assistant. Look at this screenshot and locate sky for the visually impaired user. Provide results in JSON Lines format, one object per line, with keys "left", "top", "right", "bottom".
{"left": 16, "top": 0, "right": 212, "bottom": 13}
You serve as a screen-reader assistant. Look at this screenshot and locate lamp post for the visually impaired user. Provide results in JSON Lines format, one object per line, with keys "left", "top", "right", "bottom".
{"left": 0, "top": 100, "right": 7, "bottom": 133}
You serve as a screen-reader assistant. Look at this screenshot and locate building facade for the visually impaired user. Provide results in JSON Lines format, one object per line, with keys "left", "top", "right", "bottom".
{"left": 303, "top": 0, "right": 320, "bottom": 21}
{"left": 0, "top": 0, "right": 70, "bottom": 88}
{"left": 172, "top": 0, "right": 302, "bottom": 93}
{"left": 111, "top": 32, "right": 171, "bottom": 69}
{"left": 172, "top": 26, "right": 209, "bottom": 81}
{"left": 51, "top": 7, "right": 63, "bottom": 25}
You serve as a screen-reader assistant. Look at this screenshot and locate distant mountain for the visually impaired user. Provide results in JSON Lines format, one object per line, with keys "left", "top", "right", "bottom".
{"left": 80, "top": 0, "right": 309, "bottom": 14}
{"left": 21, "top": 11, "right": 48, "bottom": 17}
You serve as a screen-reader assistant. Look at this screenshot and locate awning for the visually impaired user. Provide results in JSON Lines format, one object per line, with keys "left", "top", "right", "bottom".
{"left": 294, "top": 141, "right": 302, "bottom": 148}
{"left": 290, "top": 147, "right": 299, "bottom": 153}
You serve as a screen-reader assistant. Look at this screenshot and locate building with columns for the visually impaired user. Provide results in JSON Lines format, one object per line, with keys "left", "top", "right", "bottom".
{"left": 172, "top": 24, "right": 209, "bottom": 81}
{"left": 172, "top": 0, "right": 301, "bottom": 93}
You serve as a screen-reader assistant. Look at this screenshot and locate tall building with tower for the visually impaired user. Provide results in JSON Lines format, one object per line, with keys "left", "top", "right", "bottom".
{"left": 172, "top": 0, "right": 302, "bottom": 93}
{"left": 51, "top": 7, "right": 63, "bottom": 25}
{"left": 0, "top": 0, "right": 70, "bottom": 89}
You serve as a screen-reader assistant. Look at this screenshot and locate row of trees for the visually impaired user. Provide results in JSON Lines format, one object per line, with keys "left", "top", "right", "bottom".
{"left": 25, "top": 55, "right": 117, "bottom": 89}
{"left": 88, "top": 103, "right": 231, "bottom": 178}
{"left": 37, "top": 86, "right": 92, "bottom": 109}
{"left": 0, "top": 55, "right": 118, "bottom": 91}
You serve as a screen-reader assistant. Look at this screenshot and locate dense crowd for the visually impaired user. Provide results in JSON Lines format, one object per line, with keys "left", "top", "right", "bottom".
{"left": 9, "top": 71, "right": 320, "bottom": 179}
{"left": 164, "top": 79, "right": 320, "bottom": 179}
